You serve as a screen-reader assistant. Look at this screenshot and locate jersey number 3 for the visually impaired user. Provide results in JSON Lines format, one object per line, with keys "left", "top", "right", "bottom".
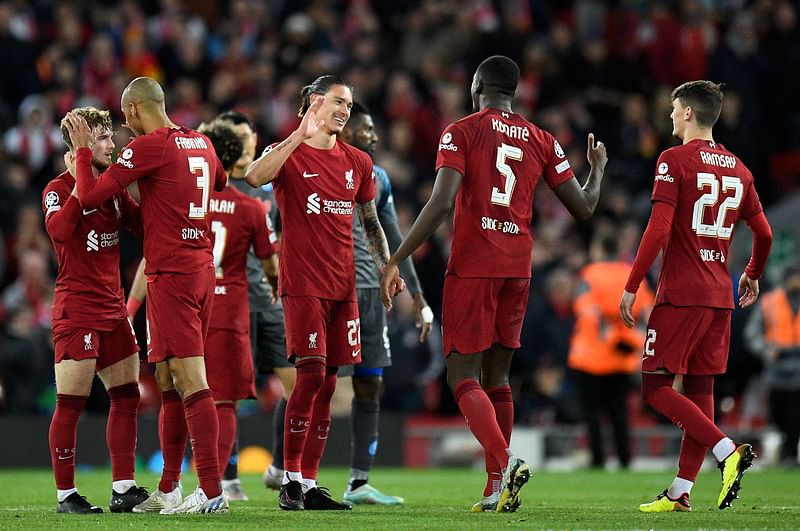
{"left": 691, "top": 172, "right": 742, "bottom": 239}
{"left": 188, "top": 156, "right": 211, "bottom": 219}
{"left": 490, "top": 144, "right": 523, "bottom": 207}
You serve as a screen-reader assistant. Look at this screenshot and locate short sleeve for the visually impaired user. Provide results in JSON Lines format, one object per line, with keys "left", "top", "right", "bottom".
{"left": 375, "top": 167, "right": 398, "bottom": 225}
{"left": 435, "top": 122, "right": 467, "bottom": 175}
{"left": 250, "top": 200, "right": 275, "bottom": 259}
{"left": 355, "top": 153, "right": 375, "bottom": 204}
{"left": 651, "top": 151, "right": 680, "bottom": 207}
{"left": 542, "top": 132, "right": 575, "bottom": 188}
{"left": 105, "top": 137, "right": 165, "bottom": 188}
{"left": 739, "top": 171, "right": 763, "bottom": 221}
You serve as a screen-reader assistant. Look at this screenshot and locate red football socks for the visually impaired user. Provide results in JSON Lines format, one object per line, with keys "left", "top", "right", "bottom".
{"left": 677, "top": 375, "right": 716, "bottom": 481}
{"left": 215, "top": 402, "right": 237, "bottom": 476}
{"left": 284, "top": 358, "right": 326, "bottom": 473}
{"left": 483, "top": 385, "right": 514, "bottom": 496}
{"left": 107, "top": 382, "right": 140, "bottom": 482}
{"left": 301, "top": 367, "right": 338, "bottom": 480}
{"left": 642, "top": 373, "right": 725, "bottom": 449}
{"left": 49, "top": 394, "right": 87, "bottom": 489}
{"left": 454, "top": 379, "right": 509, "bottom": 471}
{"left": 158, "top": 390, "right": 187, "bottom": 493}
{"left": 183, "top": 389, "right": 221, "bottom": 498}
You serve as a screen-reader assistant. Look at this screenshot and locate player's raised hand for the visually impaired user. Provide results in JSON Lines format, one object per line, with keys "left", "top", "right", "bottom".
{"left": 738, "top": 273, "right": 759, "bottom": 308}
{"left": 586, "top": 133, "right": 607, "bottom": 169}
{"left": 297, "top": 95, "right": 325, "bottom": 139}
{"left": 380, "top": 262, "right": 404, "bottom": 310}
{"left": 619, "top": 290, "right": 637, "bottom": 328}
{"left": 64, "top": 112, "right": 94, "bottom": 150}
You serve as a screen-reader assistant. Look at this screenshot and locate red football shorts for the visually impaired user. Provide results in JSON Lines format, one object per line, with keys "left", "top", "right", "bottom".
{"left": 53, "top": 318, "right": 139, "bottom": 370}
{"left": 442, "top": 275, "right": 531, "bottom": 356}
{"left": 205, "top": 327, "right": 257, "bottom": 401}
{"left": 282, "top": 295, "right": 361, "bottom": 367}
{"left": 642, "top": 303, "right": 732, "bottom": 375}
{"left": 146, "top": 266, "right": 214, "bottom": 363}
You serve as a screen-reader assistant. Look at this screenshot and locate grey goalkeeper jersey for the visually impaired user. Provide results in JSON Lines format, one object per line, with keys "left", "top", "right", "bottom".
{"left": 230, "top": 177, "right": 281, "bottom": 313}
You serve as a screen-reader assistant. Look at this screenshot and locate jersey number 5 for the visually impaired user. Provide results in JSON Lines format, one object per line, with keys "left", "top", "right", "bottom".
{"left": 691, "top": 173, "right": 742, "bottom": 239}
{"left": 490, "top": 143, "right": 523, "bottom": 207}
{"left": 188, "top": 156, "right": 211, "bottom": 219}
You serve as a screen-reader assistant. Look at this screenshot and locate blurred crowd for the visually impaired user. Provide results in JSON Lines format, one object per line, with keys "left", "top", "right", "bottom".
{"left": 1, "top": 0, "right": 799, "bottom": 460}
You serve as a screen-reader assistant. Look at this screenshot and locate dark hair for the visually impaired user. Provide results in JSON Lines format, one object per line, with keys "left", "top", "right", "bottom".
{"left": 349, "top": 101, "right": 370, "bottom": 119}
{"left": 477, "top": 55, "right": 520, "bottom": 97}
{"left": 297, "top": 75, "right": 352, "bottom": 117}
{"left": 197, "top": 121, "right": 243, "bottom": 173}
{"left": 216, "top": 110, "right": 253, "bottom": 129}
{"left": 598, "top": 234, "right": 620, "bottom": 259}
{"left": 671, "top": 80, "right": 723, "bottom": 127}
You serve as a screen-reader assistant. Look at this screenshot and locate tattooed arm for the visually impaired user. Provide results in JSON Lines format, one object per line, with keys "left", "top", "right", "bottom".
{"left": 357, "top": 200, "right": 390, "bottom": 271}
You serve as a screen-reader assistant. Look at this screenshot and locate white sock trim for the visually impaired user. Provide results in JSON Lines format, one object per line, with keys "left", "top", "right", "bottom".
{"left": 301, "top": 478, "right": 316, "bottom": 493}
{"left": 57, "top": 487, "right": 77, "bottom": 503}
{"left": 112, "top": 479, "right": 136, "bottom": 493}
{"left": 712, "top": 437, "right": 736, "bottom": 462}
{"left": 667, "top": 477, "right": 694, "bottom": 498}
{"left": 283, "top": 471, "right": 302, "bottom": 485}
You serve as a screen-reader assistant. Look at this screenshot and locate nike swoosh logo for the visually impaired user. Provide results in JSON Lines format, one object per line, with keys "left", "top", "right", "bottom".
{"left": 289, "top": 428, "right": 306, "bottom": 433}
{"left": 303, "top": 171, "right": 319, "bottom": 178}
{"left": 82, "top": 208, "right": 97, "bottom": 215}
{"left": 57, "top": 455, "right": 73, "bottom": 460}
{"left": 351, "top": 349, "right": 361, "bottom": 358}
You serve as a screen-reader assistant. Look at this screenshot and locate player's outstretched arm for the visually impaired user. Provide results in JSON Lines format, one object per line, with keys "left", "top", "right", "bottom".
{"left": 739, "top": 210, "right": 773, "bottom": 308}
{"left": 358, "top": 200, "right": 391, "bottom": 271}
{"left": 245, "top": 96, "right": 324, "bottom": 187}
{"left": 553, "top": 133, "right": 607, "bottom": 221}
{"left": 380, "top": 167, "right": 462, "bottom": 309}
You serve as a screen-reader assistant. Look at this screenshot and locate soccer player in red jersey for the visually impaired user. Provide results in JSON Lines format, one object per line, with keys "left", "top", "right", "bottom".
{"left": 246, "top": 75, "right": 394, "bottom": 511}
{"left": 63, "top": 77, "right": 229, "bottom": 514}
{"left": 380, "top": 56, "right": 608, "bottom": 512}
{"left": 44, "top": 106, "right": 148, "bottom": 514}
{"left": 620, "top": 81, "right": 773, "bottom": 512}
{"left": 199, "top": 120, "right": 278, "bottom": 484}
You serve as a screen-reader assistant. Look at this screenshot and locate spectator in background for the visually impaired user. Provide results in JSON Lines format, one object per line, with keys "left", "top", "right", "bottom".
{"left": 568, "top": 234, "right": 653, "bottom": 469}
{"left": 744, "top": 263, "right": 800, "bottom": 467}
{"left": 3, "top": 95, "right": 63, "bottom": 182}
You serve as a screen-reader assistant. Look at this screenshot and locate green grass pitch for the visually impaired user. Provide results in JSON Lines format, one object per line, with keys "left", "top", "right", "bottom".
{"left": 0, "top": 467, "right": 798, "bottom": 529}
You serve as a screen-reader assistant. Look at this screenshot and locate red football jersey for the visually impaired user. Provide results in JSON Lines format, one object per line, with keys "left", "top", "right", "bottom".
{"left": 272, "top": 140, "right": 375, "bottom": 301}
{"left": 436, "top": 108, "right": 575, "bottom": 278}
{"left": 650, "top": 139, "right": 763, "bottom": 309}
{"left": 208, "top": 185, "right": 275, "bottom": 332}
{"left": 81, "top": 127, "right": 227, "bottom": 274}
{"left": 43, "top": 170, "right": 142, "bottom": 330}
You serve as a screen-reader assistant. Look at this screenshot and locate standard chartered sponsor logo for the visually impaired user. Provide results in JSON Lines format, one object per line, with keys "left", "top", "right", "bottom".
{"left": 86, "top": 229, "right": 119, "bottom": 252}
{"left": 306, "top": 193, "right": 321, "bottom": 214}
{"left": 306, "top": 193, "right": 353, "bottom": 215}
{"left": 87, "top": 230, "right": 99, "bottom": 251}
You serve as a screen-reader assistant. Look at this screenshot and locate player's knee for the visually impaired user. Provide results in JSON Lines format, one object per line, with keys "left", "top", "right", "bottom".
{"left": 352, "top": 373, "right": 382, "bottom": 401}
{"left": 295, "top": 357, "right": 326, "bottom": 390}
{"left": 641, "top": 373, "right": 673, "bottom": 405}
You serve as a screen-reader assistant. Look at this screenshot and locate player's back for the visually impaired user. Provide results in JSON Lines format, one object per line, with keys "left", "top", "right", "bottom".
{"left": 652, "top": 139, "right": 763, "bottom": 309}
{"left": 436, "top": 108, "right": 574, "bottom": 278}
{"left": 208, "top": 185, "right": 273, "bottom": 331}
{"left": 115, "top": 127, "right": 223, "bottom": 274}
